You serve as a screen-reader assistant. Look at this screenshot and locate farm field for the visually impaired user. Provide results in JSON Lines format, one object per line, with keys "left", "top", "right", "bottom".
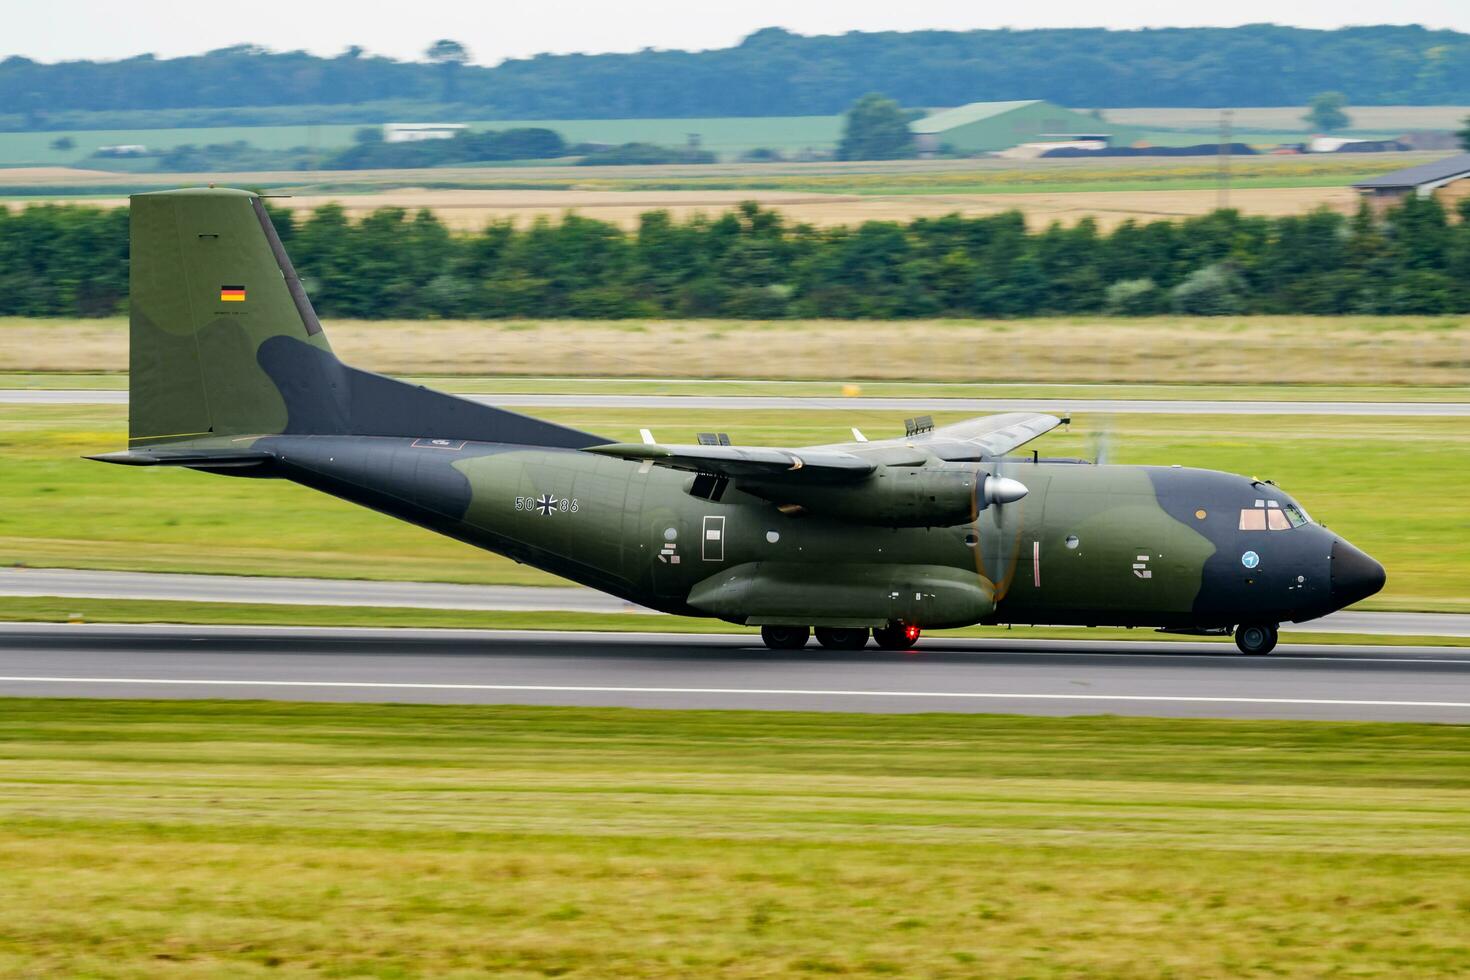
{"left": 0, "top": 116, "right": 851, "bottom": 168}
{"left": 0, "top": 699, "right": 1467, "bottom": 977}
{"left": 0, "top": 150, "right": 1431, "bottom": 199}
{"left": 4, "top": 404, "right": 1466, "bottom": 610}
{"left": 13, "top": 184, "right": 1360, "bottom": 231}
{"left": 1105, "top": 104, "right": 1470, "bottom": 133}
{"left": 3, "top": 104, "right": 1461, "bottom": 169}
{"left": 5, "top": 316, "right": 1466, "bottom": 385}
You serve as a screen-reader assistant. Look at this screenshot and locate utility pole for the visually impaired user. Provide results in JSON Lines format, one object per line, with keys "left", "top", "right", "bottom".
{"left": 1217, "top": 109, "right": 1233, "bottom": 211}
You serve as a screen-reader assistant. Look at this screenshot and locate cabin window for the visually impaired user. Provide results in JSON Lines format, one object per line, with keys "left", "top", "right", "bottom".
{"left": 1267, "top": 509, "right": 1291, "bottom": 530}
{"left": 1283, "top": 504, "right": 1310, "bottom": 527}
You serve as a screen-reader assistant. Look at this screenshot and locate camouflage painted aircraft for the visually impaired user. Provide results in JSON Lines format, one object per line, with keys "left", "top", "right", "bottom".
{"left": 91, "top": 188, "right": 1385, "bottom": 655}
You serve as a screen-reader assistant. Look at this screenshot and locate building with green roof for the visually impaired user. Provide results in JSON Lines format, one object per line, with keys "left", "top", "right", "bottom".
{"left": 911, "top": 100, "right": 1145, "bottom": 154}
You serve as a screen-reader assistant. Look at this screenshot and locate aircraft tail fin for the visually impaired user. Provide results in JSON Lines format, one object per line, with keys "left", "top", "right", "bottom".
{"left": 127, "top": 188, "right": 602, "bottom": 449}
{"left": 128, "top": 188, "right": 332, "bottom": 445}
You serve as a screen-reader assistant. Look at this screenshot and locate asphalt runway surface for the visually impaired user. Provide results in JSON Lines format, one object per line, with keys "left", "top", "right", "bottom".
{"left": 2, "top": 567, "right": 1465, "bottom": 638}
{"left": 2, "top": 624, "right": 1468, "bottom": 722}
{"left": 7, "top": 389, "right": 1470, "bottom": 416}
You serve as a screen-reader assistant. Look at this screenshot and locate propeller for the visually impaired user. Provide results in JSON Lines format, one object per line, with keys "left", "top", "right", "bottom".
{"left": 1089, "top": 415, "right": 1115, "bottom": 466}
{"left": 973, "top": 452, "right": 1029, "bottom": 595}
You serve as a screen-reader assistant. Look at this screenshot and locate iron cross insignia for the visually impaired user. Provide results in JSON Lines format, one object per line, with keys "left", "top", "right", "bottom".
{"left": 535, "top": 493, "right": 558, "bottom": 516}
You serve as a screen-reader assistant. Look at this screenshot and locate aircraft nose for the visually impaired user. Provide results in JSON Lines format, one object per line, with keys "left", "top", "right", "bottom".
{"left": 1329, "top": 537, "right": 1386, "bottom": 609}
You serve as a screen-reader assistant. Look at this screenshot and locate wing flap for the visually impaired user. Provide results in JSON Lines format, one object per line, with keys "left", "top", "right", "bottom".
{"left": 587, "top": 442, "right": 875, "bottom": 481}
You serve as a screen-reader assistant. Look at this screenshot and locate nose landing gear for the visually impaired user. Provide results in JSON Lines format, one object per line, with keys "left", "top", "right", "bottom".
{"left": 1234, "top": 622, "right": 1279, "bottom": 656}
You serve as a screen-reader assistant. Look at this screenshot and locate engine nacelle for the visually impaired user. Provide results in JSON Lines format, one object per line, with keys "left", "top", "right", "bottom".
{"left": 741, "top": 465, "right": 1025, "bottom": 528}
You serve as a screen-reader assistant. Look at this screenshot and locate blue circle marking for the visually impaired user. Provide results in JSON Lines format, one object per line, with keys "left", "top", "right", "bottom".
{"left": 1241, "top": 550, "right": 1260, "bottom": 569}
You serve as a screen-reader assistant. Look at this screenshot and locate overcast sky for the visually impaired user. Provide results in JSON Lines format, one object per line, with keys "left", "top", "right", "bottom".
{"left": 9, "top": 0, "right": 1470, "bottom": 64}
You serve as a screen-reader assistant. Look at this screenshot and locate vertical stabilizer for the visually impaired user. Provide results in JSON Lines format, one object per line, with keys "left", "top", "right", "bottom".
{"left": 127, "top": 187, "right": 603, "bottom": 450}
{"left": 128, "top": 188, "right": 333, "bottom": 445}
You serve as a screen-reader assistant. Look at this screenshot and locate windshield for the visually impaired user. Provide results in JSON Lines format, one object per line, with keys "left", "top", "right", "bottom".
{"left": 1239, "top": 499, "right": 1313, "bottom": 531}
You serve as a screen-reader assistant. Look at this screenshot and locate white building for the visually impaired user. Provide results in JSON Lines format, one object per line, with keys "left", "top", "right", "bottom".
{"left": 383, "top": 123, "right": 467, "bottom": 143}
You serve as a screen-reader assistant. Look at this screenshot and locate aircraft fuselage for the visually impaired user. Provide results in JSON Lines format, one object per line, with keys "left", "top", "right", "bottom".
{"left": 252, "top": 434, "right": 1378, "bottom": 633}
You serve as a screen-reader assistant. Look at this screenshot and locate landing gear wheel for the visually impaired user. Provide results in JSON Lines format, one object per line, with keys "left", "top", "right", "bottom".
{"left": 873, "top": 623, "right": 920, "bottom": 651}
{"left": 1234, "top": 622, "right": 1279, "bottom": 656}
{"left": 761, "top": 625, "right": 810, "bottom": 650}
{"left": 814, "top": 626, "right": 870, "bottom": 651}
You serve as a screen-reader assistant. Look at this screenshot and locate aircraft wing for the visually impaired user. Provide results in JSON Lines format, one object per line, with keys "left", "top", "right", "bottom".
{"left": 586, "top": 442, "right": 875, "bottom": 482}
{"left": 588, "top": 412, "right": 1062, "bottom": 481}
{"left": 909, "top": 412, "right": 1065, "bottom": 461}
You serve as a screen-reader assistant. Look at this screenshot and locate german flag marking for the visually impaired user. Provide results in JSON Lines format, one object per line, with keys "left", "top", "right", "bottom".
{"left": 220, "top": 285, "right": 246, "bottom": 302}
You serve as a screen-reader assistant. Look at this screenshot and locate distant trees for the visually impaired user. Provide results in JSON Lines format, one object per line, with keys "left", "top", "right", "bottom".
{"left": 48, "top": 136, "right": 74, "bottom": 151}
{"left": 1459, "top": 115, "right": 1470, "bottom": 151}
{"left": 7, "top": 197, "right": 1470, "bottom": 319}
{"left": 324, "top": 127, "right": 567, "bottom": 168}
{"left": 1305, "top": 92, "right": 1350, "bottom": 133}
{"left": 574, "top": 143, "right": 716, "bottom": 166}
{"left": 424, "top": 40, "right": 470, "bottom": 102}
{"left": 4, "top": 26, "right": 1470, "bottom": 125}
{"left": 837, "top": 95, "right": 917, "bottom": 161}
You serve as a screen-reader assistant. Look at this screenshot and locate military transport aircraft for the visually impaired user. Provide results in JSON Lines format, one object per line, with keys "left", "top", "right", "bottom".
{"left": 91, "top": 189, "right": 1386, "bottom": 655}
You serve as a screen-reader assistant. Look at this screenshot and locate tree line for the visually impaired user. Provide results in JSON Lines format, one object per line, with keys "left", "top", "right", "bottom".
{"left": 5, "top": 24, "right": 1470, "bottom": 126}
{"left": 3, "top": 197, "right": 1469, "bottom": 320}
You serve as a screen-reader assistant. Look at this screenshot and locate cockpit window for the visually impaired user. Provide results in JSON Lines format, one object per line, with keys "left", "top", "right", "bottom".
{"left": 1240, "top": 501, "right": 1312, "bottom": 531}
{"left": 1239, "top": 508, "right": 1267, "bottom": 530}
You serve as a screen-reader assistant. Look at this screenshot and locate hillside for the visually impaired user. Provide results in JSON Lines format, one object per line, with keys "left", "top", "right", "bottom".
{"left": 3, "top": 24, "right": 1470, "bottom": 128}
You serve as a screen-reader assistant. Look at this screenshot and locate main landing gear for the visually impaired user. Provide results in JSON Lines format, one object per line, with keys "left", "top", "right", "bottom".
{"left": 759, "top": 625, "right": 810, "bottom": 650}
{"left": 1234, "top": 622, "right": 1279, "bottom": 656}
{"left": 758, "top": 624, "right": 922, "bottom": 651}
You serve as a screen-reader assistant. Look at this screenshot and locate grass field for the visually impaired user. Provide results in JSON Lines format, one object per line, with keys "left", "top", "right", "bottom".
{"left": 8, "top": 372, "right": 1468, "bottom": 404}
{"left": 0, "top": 698, "right": 1467, "bottom": 976}
{"left": 5, "top": 316, "right": 1467, "bottom": 385}
{"left": 3, "top": 403, "right": 1466, "bottom": 611}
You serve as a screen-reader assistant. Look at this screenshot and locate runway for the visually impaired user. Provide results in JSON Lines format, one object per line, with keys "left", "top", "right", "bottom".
{"left": 2, "top": 567, "right": 1464, "bottom": 638}
{"left": 1, "top": 624, "right": 1467, "bottom": 721}
{"left": 8, "top": 389, "right": 1469, "bottom": 416}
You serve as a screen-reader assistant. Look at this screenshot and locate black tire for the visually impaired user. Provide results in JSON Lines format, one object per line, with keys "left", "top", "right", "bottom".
{"left": 1235, "top": 622, "right": 1278, "bottom": 656}
{"left": 760, "top": 625, "right": 809, "bottom": 650}
{"left": 814, "top": 626, "right": 869, "bottom": 651}
{"left": 873, "top": 623, "right": 919, "bottom": 651}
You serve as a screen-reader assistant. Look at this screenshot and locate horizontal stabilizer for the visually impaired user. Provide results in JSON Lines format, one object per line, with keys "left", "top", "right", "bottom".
{"left": 85, "top": 448, "right": 272, "bottom": 469}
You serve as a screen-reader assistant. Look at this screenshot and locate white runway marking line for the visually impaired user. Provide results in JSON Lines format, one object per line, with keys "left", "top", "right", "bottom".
{"left": 0, "top": 676, "right": 1468, "bottom": 709}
